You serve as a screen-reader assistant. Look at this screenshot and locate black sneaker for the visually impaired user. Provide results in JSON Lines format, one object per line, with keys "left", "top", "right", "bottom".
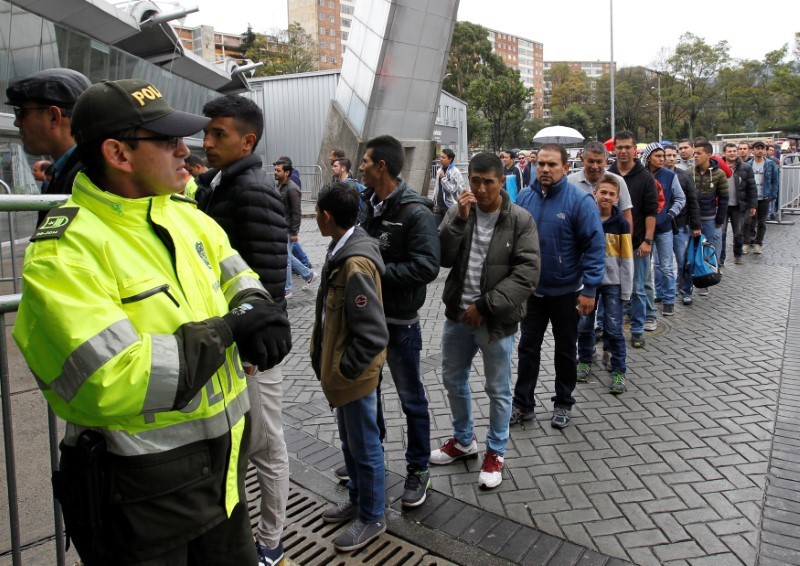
{"left": 509, "top": 406, "right": 535, "bottom": 425}
{"left": 333, "top": 519, "right": 386, "bottom": 552}
{"left": 322, "top": 500, "right": 358, "bottom": 524}
{"left": 401, "top": 469, "right": 431, "bottom": 507}
{"left": 631, "top": 333, "right": 645, "bottom": 348}
{"left": 551, "top": 407, "right": 571, "bottom": 429}
{"left": 662, "top": 303, "right": 675, "bottom": 316}
{"left": 334, "top": 464, "right": 349, "bottom": 482}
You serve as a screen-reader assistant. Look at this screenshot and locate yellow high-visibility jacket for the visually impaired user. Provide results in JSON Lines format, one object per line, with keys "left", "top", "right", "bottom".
{"left": 13, "top": 172, "right": 266, "bottom": 556}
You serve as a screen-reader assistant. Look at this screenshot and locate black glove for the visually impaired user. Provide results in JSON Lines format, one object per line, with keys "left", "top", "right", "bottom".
{"left": 223, "top": 301, "right": 292, "bottom": 370}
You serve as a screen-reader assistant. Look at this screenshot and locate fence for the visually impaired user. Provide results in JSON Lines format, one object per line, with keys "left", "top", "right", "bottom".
{"left": 294, "top": 164, "right": 325, "bottom": 202}
{"left": 0, "top": 194, "right": 69, "bottom": 566}
{"left": 777, "top": 153, "right": 800, "bottom": 223}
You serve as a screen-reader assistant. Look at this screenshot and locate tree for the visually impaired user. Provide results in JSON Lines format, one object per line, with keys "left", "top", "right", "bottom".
{"left": 666, "top": 33, "right": 730, "bottom": 139}
{"left": 468, "top": 69, "right": 532, "bottom": 151}
{"left": 244, "top": 23, "right": 318, "bottom": 77}
{"left": 444, "top": 22, "right": 532, "bottom": 149}
{"left": 547, "top": 64, "right": 591, "bottom": 114}
{"left": 240, "top": 24, "right": 256, "bottom": 55}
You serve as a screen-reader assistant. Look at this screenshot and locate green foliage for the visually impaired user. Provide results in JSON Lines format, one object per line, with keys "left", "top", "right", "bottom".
{"left": 244, "top": 23, "right": 318, "bottom": 77}
{"left": 445, "top": 22, "right": 532, "bottom": 150}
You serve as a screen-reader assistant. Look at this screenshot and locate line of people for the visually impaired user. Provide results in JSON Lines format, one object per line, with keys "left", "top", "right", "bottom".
{"left": 6, "top": 65, "right": 784, "bottom": 563}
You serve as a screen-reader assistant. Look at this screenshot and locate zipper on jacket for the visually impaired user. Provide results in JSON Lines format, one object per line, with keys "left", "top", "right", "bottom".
{"left": 121, "top": 284, "right": 180, "bottom": 308}
{"left": 80, "top": 185, "right": 125, "bottom": 216}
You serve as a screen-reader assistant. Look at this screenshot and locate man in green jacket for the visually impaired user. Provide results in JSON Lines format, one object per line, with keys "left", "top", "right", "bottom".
{"left": 429, "top": 152, "right": 540, "bottom": 489}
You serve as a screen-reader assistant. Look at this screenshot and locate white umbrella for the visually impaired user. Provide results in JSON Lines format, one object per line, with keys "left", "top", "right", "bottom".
{"left": 532, "top": 125, "right": 584, "bottom": 145}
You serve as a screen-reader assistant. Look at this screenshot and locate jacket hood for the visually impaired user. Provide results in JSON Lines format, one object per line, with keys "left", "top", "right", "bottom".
{"left": 330, "top": 226, "right": 386, "bottom": 274}
{"left": 619, "top": 158, "right": 647, "bottom": 178}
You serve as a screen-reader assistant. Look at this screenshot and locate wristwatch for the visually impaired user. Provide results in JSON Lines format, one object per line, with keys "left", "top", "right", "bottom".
{"left": 644, "top": 238, "right": 654, "bottom": 245}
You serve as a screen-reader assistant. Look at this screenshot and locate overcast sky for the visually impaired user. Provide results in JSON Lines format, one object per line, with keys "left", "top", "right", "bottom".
{"left": 180, "top": 0, "right": 799, "bottom": 67}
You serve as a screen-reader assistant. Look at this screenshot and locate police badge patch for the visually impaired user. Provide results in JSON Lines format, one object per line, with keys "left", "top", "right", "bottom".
{"left": 196, "top": 241, "right": 212, "bottom": 269}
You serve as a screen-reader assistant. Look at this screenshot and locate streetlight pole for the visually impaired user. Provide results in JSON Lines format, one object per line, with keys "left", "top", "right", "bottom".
{"left": 609, "top": 0, "right": 615, "bottom": 139}
{"left": 646, "top": 68, "right": 663, "bottom": 143}
{"left": 656, "top": 72, "right": 662, "bottom": 143}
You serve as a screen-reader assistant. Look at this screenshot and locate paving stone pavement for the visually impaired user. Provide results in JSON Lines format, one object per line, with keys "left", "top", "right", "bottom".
{"left": 280, "top": 216, "right": 800, "bottom": 565}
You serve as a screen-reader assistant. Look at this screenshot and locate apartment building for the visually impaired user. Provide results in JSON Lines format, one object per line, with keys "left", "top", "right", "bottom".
{"left": 288, "top": 0, "right": 356, "bottom": 70}
{"left": 486, "top": 28, "right": 545, "bottom": 119}
{"left": 174, "top": 24, "right": 246, "bottom": 64}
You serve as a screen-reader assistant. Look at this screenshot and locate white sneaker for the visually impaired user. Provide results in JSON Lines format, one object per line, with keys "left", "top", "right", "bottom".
{"left": 303, "top": 272, "right": 318, "bottom": 290}
{"left": 754, "top": 244, "right": 763, "bottom": 255}
{"left": 697, "top": 287, "right": 709, "bottom": 296}
{"left": 429, "top": 436, "right": 478, "bottom": 465}
{"left": 742, "top": 244, "right": 750, "bottom": 255}
{"left": 478, "top": 451, "right": 504, "bottom": 489}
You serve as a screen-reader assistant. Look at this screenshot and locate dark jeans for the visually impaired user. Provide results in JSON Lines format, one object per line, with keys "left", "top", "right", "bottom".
{"left": 379, "top": 322, "right": 430, "bottom": 471}
{"left": 747, "top": 199, "right": 771, "bottom": 245}
{"left": 578, "top": 285, "right": 626, "bottom": 373}
{"left": 338, "top": 389, "right": 385, "bottom": 523}
{"left": 515, "top": 292, "right": 579, "bottom": 412}
{"left": 720, "top": 206, "right": 745, "bottom": 264}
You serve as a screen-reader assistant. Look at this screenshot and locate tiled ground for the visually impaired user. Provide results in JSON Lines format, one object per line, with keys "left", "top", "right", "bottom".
{"left": 280, "top": 215, "right": 800, "bottom": 565}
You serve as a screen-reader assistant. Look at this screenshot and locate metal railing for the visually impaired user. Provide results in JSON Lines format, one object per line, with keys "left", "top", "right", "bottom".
{"left": 294, "top": 164, "right": 325, "bottom": 202}
{"left": 0, "top": 194, "right": 69, "bottom": 566}
{"left": 777, "top": 153, "right": 800, "bottom": 223}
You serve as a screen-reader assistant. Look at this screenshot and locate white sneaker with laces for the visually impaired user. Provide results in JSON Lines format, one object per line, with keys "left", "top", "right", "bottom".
{"left": 478, "top": 451, "right": 504, "bottom": 489}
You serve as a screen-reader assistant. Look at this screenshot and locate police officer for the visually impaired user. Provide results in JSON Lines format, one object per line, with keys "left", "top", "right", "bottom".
{"left": 13, "top": 79, "right": 291, "bottom": 564}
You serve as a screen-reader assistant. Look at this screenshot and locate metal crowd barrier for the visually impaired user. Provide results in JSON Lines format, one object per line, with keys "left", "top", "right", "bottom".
{"left": 777, "top": 153, "right": 800, "bottom": 223}
{"left": 0, "top": 194, "right": 69, "bottom": 566}
{"left": 294, "top": 164, "right": 325, "bottom": 202}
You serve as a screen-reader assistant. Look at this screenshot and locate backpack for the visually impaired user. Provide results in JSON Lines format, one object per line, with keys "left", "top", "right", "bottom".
{"left": 684, "top": 234, "right": 721, "bottom": 288}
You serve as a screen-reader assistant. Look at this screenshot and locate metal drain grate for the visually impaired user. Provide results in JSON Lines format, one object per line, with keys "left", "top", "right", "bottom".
{"left": 246, "top": 469, "right": 456, "bottom": 565}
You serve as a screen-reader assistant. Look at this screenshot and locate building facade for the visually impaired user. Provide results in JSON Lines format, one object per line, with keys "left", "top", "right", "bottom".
{"left": 486, "top": 27, "right": 544, "bottom": 119}
{"left": 288, "top": 0, "right": 355, "bottom": 70}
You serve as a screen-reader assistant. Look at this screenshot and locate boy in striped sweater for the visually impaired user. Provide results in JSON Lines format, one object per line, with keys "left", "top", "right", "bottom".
{"left": 577, "top": 174, "right": 634, "bottom": 394}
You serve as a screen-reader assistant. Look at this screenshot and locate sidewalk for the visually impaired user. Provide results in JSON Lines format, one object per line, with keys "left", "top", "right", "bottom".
{"left": 278, "top": 215, "right": 800, "bottom": 565}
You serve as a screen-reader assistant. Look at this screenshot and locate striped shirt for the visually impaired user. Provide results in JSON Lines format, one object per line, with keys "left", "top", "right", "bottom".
{"left": 459, "top": 208, "right": 500, "bottom": 310}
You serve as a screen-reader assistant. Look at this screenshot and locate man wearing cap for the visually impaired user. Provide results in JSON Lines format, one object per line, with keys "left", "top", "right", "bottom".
{"left": 13, "top": 79, "right": 292, "bottom": 564}
{"left": 5, "top": 68, "right": 91, "bottom": 222}
{"left": 195, "top": 94, "right": 292, "bottom": 566}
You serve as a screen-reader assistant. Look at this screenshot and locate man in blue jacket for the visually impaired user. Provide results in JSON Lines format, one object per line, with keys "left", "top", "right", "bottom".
{"left": 512, "top": 144, "right": 606, "bottom": 429}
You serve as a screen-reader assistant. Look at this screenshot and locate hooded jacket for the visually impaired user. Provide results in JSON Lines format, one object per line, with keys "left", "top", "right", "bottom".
{"left": 516, "top": 177, "right": 605, "bottom": 298}
{"left": 196, "top": 154, "right": 288, "bottom": 306}
{"left": 600, "top": 206, "right": 634, "bottom": 301}
{"left": 359, "top": 180, "right": 440, "bottom": 322}
{"left": 311, "top": 227, "right": 388, "bottom": 408}
{"left": 651, "top": 167, "right": 686, "bottom": 234}
{"left": 692, "top": 161, "right": 729, "bottom": 225}
{"left": 608, "top": 159, "right": 659, "bottom": 248}
{"left": 439, "top": 190, "right": 540, "bottom": 340}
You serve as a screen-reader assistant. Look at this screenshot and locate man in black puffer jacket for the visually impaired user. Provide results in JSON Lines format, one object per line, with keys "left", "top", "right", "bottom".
{"left": 194, "top": 95, "right": 291, "bottom": 566}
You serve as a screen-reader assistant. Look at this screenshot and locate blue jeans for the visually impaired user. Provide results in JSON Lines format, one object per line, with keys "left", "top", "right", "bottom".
{"left": 630, "top": 254, "right": 651, "bottom": 334}
{"left": 441, "top": 319, "right": 514, "bottom": 456}
{"left": 577, "top": 285, "right": 626, "bottom": 373}
{"left": 672, "top": 226, "right": 692, "bottom": 298}
{"left": 286, "top": 239, "right": 313, "bottom": 293}
{"left": 291, "top": 242, "right": 312, "bottom": 269}
{"left": 652, "top": 231, "right": 675, "bottom": 306}
{"left": 700, "top": 219, "right": 721, "bottom": 260}
{"left": 381, "top": 323, "right": 430, "bottom": 471}
{"left": 337, "top": 389, "right": 385, "bottom": 523}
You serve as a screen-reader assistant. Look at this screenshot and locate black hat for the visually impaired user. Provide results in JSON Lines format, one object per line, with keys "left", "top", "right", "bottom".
{"left": 752, "top": 140, "right": 766, "bottom": 149}
{"left": 71, "top": 79, "right": 209, "bottom": 144}
{"left": 5, "top": 68, "right": 91, "bottom": 107}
